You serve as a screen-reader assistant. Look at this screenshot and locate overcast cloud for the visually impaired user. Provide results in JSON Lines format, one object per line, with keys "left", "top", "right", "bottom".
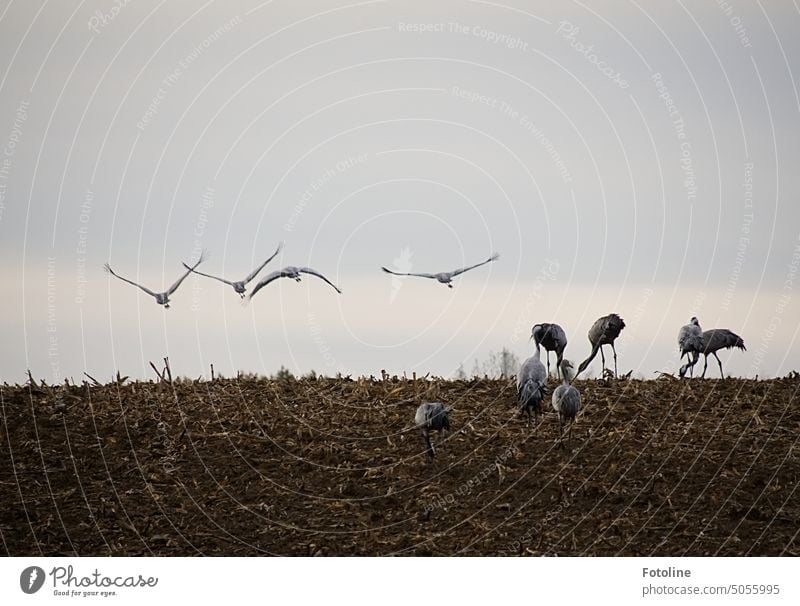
{"left": 1, "top": 0, "right": 798, "bottom": 381}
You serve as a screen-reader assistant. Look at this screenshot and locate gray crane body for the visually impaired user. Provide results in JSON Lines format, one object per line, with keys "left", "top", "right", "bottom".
{"left": 517, "top": 346, "right": 548, "bottom": 423}
{"left": 677, "top": 317, "right": 704, "bottom": 377}
{"left": 415, "top": 402, "right": 451, "bottom": 459}
{"left": 577, "top": 313, "right": 626, "bottom": 377}
{"left": 552, "top": 359, "right": 581, "bottom": 444}
{"left": 532, "top": 323, "right": 568, "bottom": 379}
{"left": 680, "top": 327, "right": 746, "bottom": 378}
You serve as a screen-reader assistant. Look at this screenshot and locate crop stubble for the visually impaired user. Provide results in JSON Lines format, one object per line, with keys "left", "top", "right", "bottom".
{"left": 1, "top": 375, "right": 798, "bottom": 556}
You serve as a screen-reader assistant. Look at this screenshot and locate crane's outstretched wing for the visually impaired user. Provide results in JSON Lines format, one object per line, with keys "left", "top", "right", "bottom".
{"left": 181, "top": 264, "right": 236, "bottom": 287}
{"left": 298, "top": 267, "right": 342, "bottom": 294}
{"left": 247, "top": 270, "right": 286, "bottom": 300}
{"left": 244, "top": 241, "right": 283, "bottom": 284}
{"left": 166, "top": 251, "right": 205, "bottom": 296}
{"left": 448, "top": 252, "right": 499, "bottom": 277}
{"left": 104, "top": 263, "right": 157, "bottom": 297}
{"left": 381, "top": 267, "right": 437, "bottom": 279}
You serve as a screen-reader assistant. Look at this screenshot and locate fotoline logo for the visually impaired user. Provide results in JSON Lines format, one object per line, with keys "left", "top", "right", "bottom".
{"left": 20, "top": 566, "right": 45, "bottom": 594}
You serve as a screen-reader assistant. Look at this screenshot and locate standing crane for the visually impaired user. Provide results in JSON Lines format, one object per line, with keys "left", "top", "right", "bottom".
{"left": 551, "top": 359, "right": 581, "bottom": 446}
{"left": 414, "top": 402, "right": 451, "bottom": 460}
{"left": 677, "top": 317, "right": 703, "bottom": 378}
{"left": 517, "top": 342, "right": 548, "bottom": 425}
{"left": 531, "top": 323, "right": 568, "bottom": 379}
{"left": 681, "top": 327, "right": 746, "bottom": 379}
{"left": 576, "top": 313, "right": 626, "bottom": 378}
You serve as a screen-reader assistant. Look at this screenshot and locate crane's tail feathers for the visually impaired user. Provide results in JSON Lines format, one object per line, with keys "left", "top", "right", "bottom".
{"left": 519, "top": 381, "right": 544, "bottom": 414}
{"left": 735, "top": 337, "right": 746, "bottom": 351}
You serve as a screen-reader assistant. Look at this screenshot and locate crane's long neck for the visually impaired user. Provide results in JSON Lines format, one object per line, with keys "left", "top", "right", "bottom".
{"left": 577, "top": 342, "right": 601, "bottom": 375}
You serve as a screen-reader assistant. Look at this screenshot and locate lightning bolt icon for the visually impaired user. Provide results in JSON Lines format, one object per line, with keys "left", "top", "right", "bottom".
{"left": 28, "top": 568, "right": 38, "bottom": 589}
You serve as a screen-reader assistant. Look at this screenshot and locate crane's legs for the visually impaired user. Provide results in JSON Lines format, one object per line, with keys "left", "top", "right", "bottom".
{"left": 612, "top": 343, "right": 619, "bottom": 378}
{"left": 546, "top": 351, "right": 551, "bottom": 378}
{"left": 701, "top": 354, "right": 709, "bottom": 379}
{"left": 713, "top": 352, "right": 724, "bottom": 378}
{"left": 680, "top": 352, "right": 700, "bottom": 378}
{"left": 600, "top": 346, "right": 606, "bottom": 375}
{"left": 421, "top": 430, "right": 434, "bottom": 460}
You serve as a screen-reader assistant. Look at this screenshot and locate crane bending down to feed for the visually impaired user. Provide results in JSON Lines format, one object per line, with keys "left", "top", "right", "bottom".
{"left": 245, "top": 266, "right": 342, "bottom": 303}
{"left": 677, "top": 317, "right": 704, "bottom": 377}
{"left": 381, "top": 253, "right": 499, "bottom": 288}
{"left": 183, "top": 242, "right": 282, "bottom": 298}
{"left": 680, "top": 328, "right": 746, "bottom": 379}
{"left": 531, "top": 323, "right": 568, "bottom": 379}
{"left": 517, "top": 343, "right": 548, "bottom": 425}
{"left": 552, "top": 359, "right": 581, "bottom": 446}
{"left": 104, "top": 252, "right": 205, "bottom": 309}
{"left": 414, "top": 402, "right": 451, "bottom": 460}
{"left": 577, "top": 313, "right": 626, "bottom": 378}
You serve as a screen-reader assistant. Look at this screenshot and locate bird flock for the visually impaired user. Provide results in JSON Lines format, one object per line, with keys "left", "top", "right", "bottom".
{"left": 104, "top": 245, "right": 499, "bottom": 306}
{"left": 104, "top": 246, "right": 747, "bottom": 459}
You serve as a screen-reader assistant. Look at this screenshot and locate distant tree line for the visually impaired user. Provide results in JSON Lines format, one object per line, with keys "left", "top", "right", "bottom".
{"left": 454, "top": 348, "right": 520, "bottom": 379}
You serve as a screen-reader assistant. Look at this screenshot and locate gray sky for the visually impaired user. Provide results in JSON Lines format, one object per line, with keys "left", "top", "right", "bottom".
{"left": 1, "top": 0, "right": 798, "bottom": 382}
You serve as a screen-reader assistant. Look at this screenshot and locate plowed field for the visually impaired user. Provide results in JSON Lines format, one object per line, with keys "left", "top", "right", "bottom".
{"left": 2, "top": 375, "right": 798, "bottom": 555}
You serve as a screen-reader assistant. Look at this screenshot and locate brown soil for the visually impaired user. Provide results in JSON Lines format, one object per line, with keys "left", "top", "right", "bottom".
{"left": 2, "top": 375, "right": 799, "bottom": 556}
